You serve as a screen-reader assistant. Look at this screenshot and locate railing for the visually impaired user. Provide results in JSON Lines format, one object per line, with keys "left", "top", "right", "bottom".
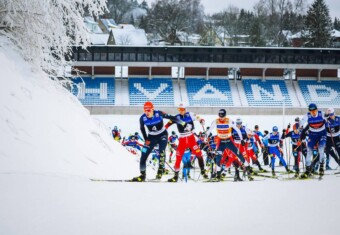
{"left": 70, "top": 46, "right": 340, "bottom": 66}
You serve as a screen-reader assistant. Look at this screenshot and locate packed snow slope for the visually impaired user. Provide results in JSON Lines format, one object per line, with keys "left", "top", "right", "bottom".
{"left": 0, "top": 43, "right": 138, "bottom": 179}
{"left": 0, "top": 43, "right": 340, "bottom": 235}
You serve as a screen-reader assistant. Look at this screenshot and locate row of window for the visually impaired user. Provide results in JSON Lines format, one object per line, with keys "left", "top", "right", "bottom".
{"left": 74, "top": 52, "right": 340, "bottom": 64}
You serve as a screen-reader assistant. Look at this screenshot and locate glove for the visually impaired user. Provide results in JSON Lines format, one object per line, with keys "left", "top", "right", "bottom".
{"left": 241, "top": 140, "right": 246, "bottom": 146}
{"left": 282, "top": 129, "right": 286, "bottom": 133}
{"left": 287, "top": 123, "right": 291, "bottom": 129}
{"left": 200, "top": 118, "right": 205, "bottom": 126}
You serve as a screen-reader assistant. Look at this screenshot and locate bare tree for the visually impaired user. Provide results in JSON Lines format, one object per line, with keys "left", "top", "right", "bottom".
{"left": 147, "top": 0, "right": 204, "bottom": 45}
{"left": 105, "top": 0, "right": 134, "bottom": 24}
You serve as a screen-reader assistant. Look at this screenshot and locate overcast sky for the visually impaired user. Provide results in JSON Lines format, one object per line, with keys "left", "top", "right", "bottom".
{"left": 143, "top": 0, "right": 340, "bottom": 19}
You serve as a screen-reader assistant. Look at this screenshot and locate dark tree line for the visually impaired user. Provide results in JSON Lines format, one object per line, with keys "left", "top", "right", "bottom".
{"left": 103, "top": 0, "right": 338, "bottom": 48}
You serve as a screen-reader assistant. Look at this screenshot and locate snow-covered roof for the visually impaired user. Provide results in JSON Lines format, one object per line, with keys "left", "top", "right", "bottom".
{"left": 110, "top": 25, "right": 147, "bottom": 45}
{"left": 84, "top": 16, "right": 98, "bottom": 25}
{"left": 118, "top": 24, "right": 136, "bottom": 30}
{"left": 84, "top": 17, "right": 103, "bottom": 33}
{"left": 290, "top": 31, "right": 307, "bottom": 39}
{"left": 289, "top": 30, "right": 340, "bottom": 39}
{"left": 332, "top": 29, "right": 340, "bottom": 38}
{"left": 100, "top": 19, "right": 117, "bottom": 31}
{"left": 281, "top": 30, "right": 292, "bottom": 37}
{"left": 90, "top": 33, "right": 109, "bottom": 45}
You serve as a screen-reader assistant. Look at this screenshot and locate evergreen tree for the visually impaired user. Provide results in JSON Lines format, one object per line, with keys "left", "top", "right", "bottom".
{"left": 334, "top": 17, "right": 340, "bottom": 30}
{"left": 140, "top": 0, "right": 149, "bottom": 10}
{"left": 304, "top": 0, "right": 332, "bottom": 47}
{"left": 249, "top": 17, "right": 266, "bottom": 46}
{"left": 130, "top": 14, "right": 135, "bottom": 25}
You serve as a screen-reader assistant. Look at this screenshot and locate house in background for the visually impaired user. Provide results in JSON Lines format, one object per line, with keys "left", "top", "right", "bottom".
{"left": 89, "top": 34, "right": 110, "bottom": 45}
{"left": 98, "top": 19, "right": 117, "bottom": 33}
{"left": 332, "top": 29, "right": 340, "bottom": 47}
{"left": 290, "top": 29, "right": 340, "bottom": 47}
{"left": 84, "top": 17, "right": 103, "bottom": 33}
{"left": 107, "top": 24, "right": 147, "bottom": 45}
{"left": 84, "top": 17, "right": 109, "bottom": 45}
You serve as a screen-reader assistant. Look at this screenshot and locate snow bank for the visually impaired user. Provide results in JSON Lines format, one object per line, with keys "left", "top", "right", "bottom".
{"left": 0, "top": 41, "right": 138, "bottom": 179}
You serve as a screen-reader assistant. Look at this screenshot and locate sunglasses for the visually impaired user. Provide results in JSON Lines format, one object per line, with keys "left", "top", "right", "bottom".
{"left": 144, "top": 109, "right": 152, "bottom": 113}
{"left": 178, "top": 108, "right": 186, "bottom": 112}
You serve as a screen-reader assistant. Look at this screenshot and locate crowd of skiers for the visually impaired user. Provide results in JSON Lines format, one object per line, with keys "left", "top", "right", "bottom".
{"left": 112, "top": 102, "right": 340, "bottom": 182}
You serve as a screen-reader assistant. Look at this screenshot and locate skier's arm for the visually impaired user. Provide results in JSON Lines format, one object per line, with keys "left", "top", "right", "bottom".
{"left": 164, "top": 120, "right": 174, "bottom": 129}
{"left": 189, "top": 112, "right": 205, "bottom": 125}
{"left": 140, "top": 116, "right": 148, "bottom": 141}
{"left": 160, "top": 112, "right": 185, "bottom": 126}
{"left": 300, "top": 124, "right": 309, "bottom": 140}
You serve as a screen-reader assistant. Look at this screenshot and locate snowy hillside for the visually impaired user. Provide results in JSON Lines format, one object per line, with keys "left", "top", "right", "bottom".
{"left": 0, "top": 44, "right": 138, "bottom": 180}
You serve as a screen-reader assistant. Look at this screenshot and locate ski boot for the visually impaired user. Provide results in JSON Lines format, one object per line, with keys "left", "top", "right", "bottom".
{"left": 254, "top": 160, "right": 265, "bottom": 174}
{"left": 300, "top": 166, "right": 311, "bottom": 179}
{"left": 221, "top": 172, "right": 227, "bottom": 178}
{"left": 319, "top": 162, "right": 324, "bottom": 176}
{"left": 258, "top": 167, "right": 268, "bottom": 173}
{"left": 131, "top": 171, "right": 146, "bottom": 182}
{"left": 201, "top": 169, "right": 209, "bottom": 179}
{"left": 285, "top": 166, "right": 294, "bottom": 174}
{"left": 168, "top": 171, "right": 179, "bottom": 182}
{"left": 294, "top": 170, "right": 299, "bottom": 178}
{"left": 156, "top": 168, "right": 163, "bottom": 179}
{"left": 234, "top": 168, "right": 243, "bottom": 182}
{"left": 163, "top": 168, "right": 169, "bottom": 175}
{"left": 182, "top": 171, "right": 191, "bottom": 179}
{"left": 216, "top": 171, "right": 223, "bottom": 181}
{"left": 246, "top": 166, "right": 255, "bottom": 180}
{"left": 250, "top": 166, "right": 259, "bottom": 175}
{"left": 271, "top": 169, "right": 276, "bottom": 177}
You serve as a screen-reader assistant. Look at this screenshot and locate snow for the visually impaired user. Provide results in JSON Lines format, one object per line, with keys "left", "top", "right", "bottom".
{"left": 90, "top": 33, "right": 110, "bottom": 45}
{"left": 1, "top": 43, "right": 340, "bottom": 235}
{"left": 332, "top": 29, "right": 340, "bottom": 38}
{"left": 110, "top": 25, "right": 148, "bottom": 45}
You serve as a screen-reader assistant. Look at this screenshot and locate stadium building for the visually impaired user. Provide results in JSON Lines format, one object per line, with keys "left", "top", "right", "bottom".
{"left": 69, "top": 46, "right": 340, "bottom": 115}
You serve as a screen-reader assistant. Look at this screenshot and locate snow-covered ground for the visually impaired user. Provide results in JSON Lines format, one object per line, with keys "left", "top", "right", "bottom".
{"left": 1, "top": 45, "right": 340, "bottom": 235}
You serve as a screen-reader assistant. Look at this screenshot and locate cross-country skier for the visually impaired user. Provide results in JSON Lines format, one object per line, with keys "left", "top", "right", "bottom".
{"left": 205, "top": 109, "right": 245, "bottom": 181}
{"left": 282, "top": 123, "right": 303, "bottom": 177}
{"left": 129, "top": 132, "right": 144, "bottom": 142}
{"left": 131, "top": 101, "right": 181, "bottom": 182}
{"left": 165, "top": 103, "right": 208, "bottom": 182}
{"left": 252, "top": 125, "right": 264, "bottom": 158}
{"left": 263, "top": 126, "right": 293, "bottom": 176}
{"left": 324, "top": 107, "right": 340, "bottom": 169}
{"left": 299, "top": 103, "right": 328, "bottom": 178}
{"left": 262, "top": 130, "right": 270, "bottom": 165}
{"left": 122, "top": 135, "right": 143, "bottom": 151}
{"left": 112, "top": 126, "right": 121, "bottom": 142}
{"left": 168, "top": 131, "right": 178, "bottom": 163}
{"left": 234, "top": 118, "right": 267, "bottom": 175}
